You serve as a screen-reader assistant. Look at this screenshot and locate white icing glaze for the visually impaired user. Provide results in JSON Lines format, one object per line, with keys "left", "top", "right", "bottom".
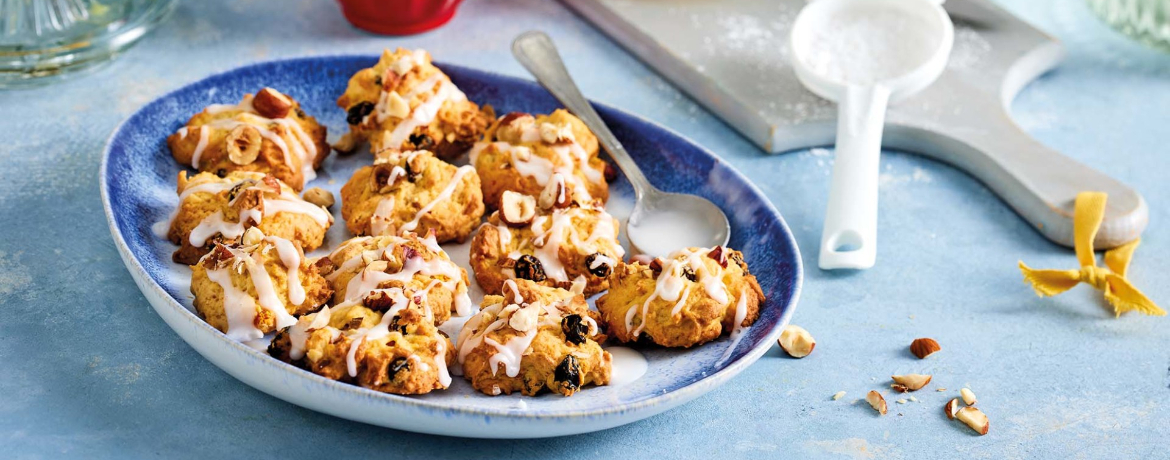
{"left": 715, "top": 291, "right": 752, "bottom": 367}
{"left": 268, "top": 236, "right": 304, "bottom": 306}
{"left": 607, "top": 346, "right": 648, "bottom": 386}
{"left": 370, "top": 197, "right": 396, "bottom": 236}
{"left": 625, "top": 247, "right": 731, "bottom": 338}
{"left": 206, "top": 267, "right": 263, "bottom": 341}
{"left": 399, "top": 165, "right": 474, "bottom": 233}
{"left": 288, "top": 306, "right": 333, "bottom": 360}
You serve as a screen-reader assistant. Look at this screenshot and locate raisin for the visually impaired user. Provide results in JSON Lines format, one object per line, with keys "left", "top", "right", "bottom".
{"left": 635, "top": 332, "right": 657, "bottom": 347}
{"left": 267, "top": 327, "right": 290, "bottom": 359}
{"left": 561, "top": 314, "right": 589, "bottom": 345}
{"left": 387, "top": 357, "right": 411, "bottom": 380}
{"left": 346, "top": 101, "right": 375, "bottom": 125}
{"left": 215, "top": 168, "right": 228, "bottom": 178}
{"left": 387, "top": 314, "right": 409, "bottom": 335}
{"left": 585, "top": 253, "right": 612, "bottom": 278}
{"left": 373, "top": 75, "right": 383, "bottom": 87}
{"left": 554, "top": 355, "right": 581, "bottom": 392}
{"left": 408, "top": 133, "right": 434, "bottom": 150}
{"left": 514, "top": 255, "right": 547, "bottom": 282}
{"left": 295, "top": 107, "right": 306, "bottom": 118}
{"left": 682, "top": 266, "right": 697, "bottom": 282}
{"left": 603, "top": 162, "right": 618, "bottom": 183}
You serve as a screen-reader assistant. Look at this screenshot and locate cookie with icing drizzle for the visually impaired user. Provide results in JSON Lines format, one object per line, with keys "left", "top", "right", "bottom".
{"left": 469, "top": 185, "right": 624, "bottom": 297}
{"left": 335, "top": 48, "right": 493, "bottom": 161}
{"left": 190, "top": 230, "right": 333, "bottom": 342}
{"left": 167, "top": 88, "right": 329, "bottom": 191}
{"left": 320, "top": 234, "right": 474, "bottom": 325}
{"left": 340, "top": 149, "right": 484, "bottom": 243}
{"left": 163, "top": 171, "right": 333, "bottom": 265}
{"left": 597, "top": 246, "right": 765, "bottom": 348}
{"left": 456, "top": 280, "right": 611, "bottom": 397}
{"left": 267, "top": 289, "right": 454, "bottom": 395}
{"left": 469, "top": 109, "right": 610, "bottom": 211}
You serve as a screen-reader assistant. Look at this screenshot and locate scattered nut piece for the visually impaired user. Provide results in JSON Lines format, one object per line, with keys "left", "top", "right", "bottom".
{"left": 891, "top": 374, "right": 932, "bottom": 391}
{"left": 538, "top": 173, "right": 571, "bottom": 209}
{"left": 499, "top": 191, "right": 537, "bottom": 226}
{"left": 908, "top": 396, "right": 918, "bottom": 402}
{"left": 945, "top": 398, "right": 960, "bottom": 420}
{"left": 891, "top": 384, "right": 908, "bottom": 393}
{"left": 508, "top": 305, "right": 539, "bottom": 332}
{"left": 332, "top": 132, "right": 360, "bottom": 154}
{"left": 253, "top": 87, "right": 293, "bottom": 118}
{"left": 495, "top": 112, "right": 536, "bottom": 144}
{"left": 910, "top": 337, "right": 941, "bottom": 359}
{"left": 955, "top": 407, "right": 989, "bottom": 435}
{"left": 386, "top": 91, "right": 410, "bottom": 119}
{"left": 832, "top": 391, "right": 846, "bottom": 401}
{"left": 225, "top": 124, "right": 262, "bottom": 165}
{"left": 896, "top": 399, "right": 907, "bottom": 404}
{"left": 936, "top": 388, "right": 947, "bottom": 392}
{"left": 865, "top": 390, "right": 887, "bottom": 415}
{"left": 241, "top": 227, "right": 265, "bottom": 246}
{"left": 302, "top": 187, "right": 335, "bottom": 209}
{"left": 960, "top": 387, "right": 977, "bottom": 406}
{"left": 778, "top": 325, "right": 816, "bottom": 358}
{"left": 539, "top": 122, "right": 574, "bottom": 144}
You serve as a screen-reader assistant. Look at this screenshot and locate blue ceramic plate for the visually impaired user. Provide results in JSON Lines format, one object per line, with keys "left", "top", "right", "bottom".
{"left": 100, "top": 56, "right": 802, "bottom": 438}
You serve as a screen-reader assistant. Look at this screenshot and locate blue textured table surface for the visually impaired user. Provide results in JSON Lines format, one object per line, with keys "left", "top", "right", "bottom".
{"left": 2, "top": 0, "right": 1168, "bottom": 458}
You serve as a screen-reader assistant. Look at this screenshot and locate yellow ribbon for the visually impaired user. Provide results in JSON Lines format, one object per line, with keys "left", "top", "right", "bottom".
{"left": 1019, "top": 192, "right": 1164, "bottom": 317}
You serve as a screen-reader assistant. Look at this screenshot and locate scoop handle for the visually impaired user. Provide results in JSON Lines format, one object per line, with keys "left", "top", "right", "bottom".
{"left": 820, "top": 84, "right": 890, "bottom": 270}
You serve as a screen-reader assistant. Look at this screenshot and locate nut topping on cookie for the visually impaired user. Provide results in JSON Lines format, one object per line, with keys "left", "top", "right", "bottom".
{"left": 538, "top": 173, "right": 571, "bottom": 209}
{"left": 539, "top": 122, "right": 574, "bottom": 144}
{"left": 500, "top": 191, "right": 537, "bottom": 226}
{"left": 385, "top": 91, "right": 410, "bottom": 119}
{"left": 253, "top": 88, "right": 293, "bottom": 119}
{"left": 225, "top": 125, "right": 262, "bottom": 165}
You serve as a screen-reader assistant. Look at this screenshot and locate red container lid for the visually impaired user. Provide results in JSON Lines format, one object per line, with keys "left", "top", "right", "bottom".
{"left": 338, "top": 0, "right": 462, "bottom": 35}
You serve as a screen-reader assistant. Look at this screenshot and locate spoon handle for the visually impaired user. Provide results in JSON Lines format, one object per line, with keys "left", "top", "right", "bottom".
{"left": 511, "top": 30, "right": 653, "bottom": 200}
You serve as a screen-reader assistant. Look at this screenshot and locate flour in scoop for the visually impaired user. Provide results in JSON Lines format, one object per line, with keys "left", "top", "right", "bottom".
{"left": 799, "top": 5, "right": 941, "bottom": 85}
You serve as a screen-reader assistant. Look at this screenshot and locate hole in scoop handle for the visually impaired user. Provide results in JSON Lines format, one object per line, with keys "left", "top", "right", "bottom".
{"left": 819, "top": 85, "right": 891, "bottom": 270}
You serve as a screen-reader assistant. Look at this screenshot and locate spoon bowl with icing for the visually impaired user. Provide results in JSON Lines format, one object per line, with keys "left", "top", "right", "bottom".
{"left": 512, "top": 31, "right": 730, "bottom": 258}
{"left": 790, "top": 0, "right": 953, "bottom": 270}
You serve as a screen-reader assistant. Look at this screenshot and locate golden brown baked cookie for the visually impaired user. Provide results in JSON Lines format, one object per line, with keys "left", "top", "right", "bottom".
{"left": 456, "top": 280, "right": 611, "bottom": 397}
{"left": 163, "top": 171, "right": 333, "bottom": 265}
{"left": 469, "top": 109, "right": 610, "bottom": 211}
{"left": 469, "top": 185, "right": 624, "bottom": 297}
{"left": 191, "top": 228, "right": 332, "bottom": 342}
{"left": 167, "top": 88, "right": 329, "bottom": 191}
{"left": 318, "top": 234, "right": 473, "bottom": 324}
{"left": 267, "top": 290, "right": 454, "bottom": 395}
{"left": 335, "top": 48, "right": 493, "bottom": 161}
{"left": 596, "top": 246, "right": 765, "bottom": 348}
{"left": 340, "top": 149, "right": 484, "bottom": 243}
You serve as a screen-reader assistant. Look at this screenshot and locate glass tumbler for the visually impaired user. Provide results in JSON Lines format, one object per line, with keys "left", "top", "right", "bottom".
{"left": 0, "top": 0, "right": 177, "bottom": 88}
{"left": 1087, "top": 0, "right": 1170, "bottom": 52}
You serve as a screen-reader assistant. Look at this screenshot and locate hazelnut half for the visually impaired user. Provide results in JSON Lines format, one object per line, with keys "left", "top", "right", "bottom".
{"left": 500, "top": 191, "right": 537, "bottom": 227}
{"left": 253, "top": 88, "right": 293, "bottom": 119}
{"left": 225, "top": 125, "right": 262, "bottom": 165}
{"left": 777, "top": 325, "right": 816, "bottom": 358}
{"left": 955, "top": 407, "right": 990, "bottom": 435}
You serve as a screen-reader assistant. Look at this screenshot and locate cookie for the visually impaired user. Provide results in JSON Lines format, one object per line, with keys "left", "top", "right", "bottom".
{"left": 163, "top": 171, "right": 332, "bottom": 265}
{"left": 335, "top": 48, "right": 493, "bottom": 160}
{"left": 167, "top": 88, "right": 329, "bottom": 191}
{"left": 456, "top": 280, "right": 611, "bottom": 396}
{"left": 191, "top": 228, "right": 332, "bottom": 341}
{"left": 340, "top": 149, "right": 484, "bottom": 243}
{"left": 318, "top": 233, "right": 474, "bottom": 325}
{"left": 469, "top": 109, "right": 609, "bottom": 211}
{"left": 268, "top": 290, "right": 453, "bottom": 395}
{"left": 469, "top": 183, "right": 624, "bottom": 297}
{"left": 596, "top": 246, "right": 765, "bottom": 348}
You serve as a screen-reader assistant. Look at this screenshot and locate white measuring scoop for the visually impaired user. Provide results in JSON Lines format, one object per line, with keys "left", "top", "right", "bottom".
{"left": 790, "top": 0, "right": 953, "bottom": 270}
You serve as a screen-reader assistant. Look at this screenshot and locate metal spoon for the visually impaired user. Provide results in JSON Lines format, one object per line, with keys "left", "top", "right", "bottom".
{"left": 512, "top": 31, "right": 730, "bottom": 258}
